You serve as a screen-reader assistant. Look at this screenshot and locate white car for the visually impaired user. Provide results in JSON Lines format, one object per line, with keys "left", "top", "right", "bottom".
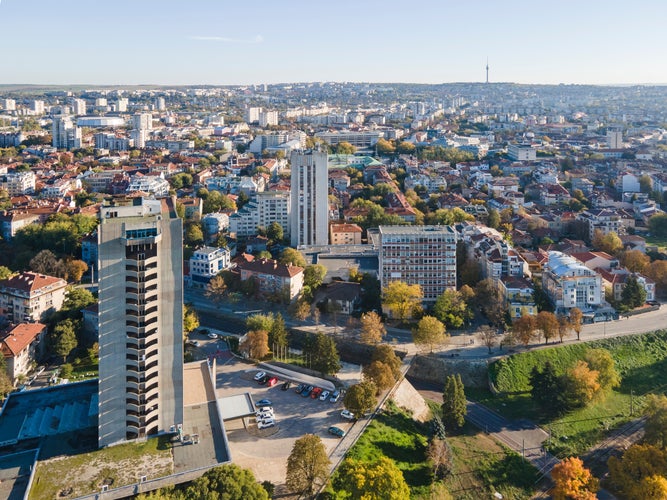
{"left": 207, "top": 332, "right": 219, "bottom": 339}
{"left": 319, "top": 390, "right": 330, "bottom": 401}
{"left": 253, "top": 371, "right": 266, "bottom": 381}
{"left": 257, "top": 420, "right": 275, "bottom": 430}
{"left": 341, "top": 409, "right": 356, "bottom": 421}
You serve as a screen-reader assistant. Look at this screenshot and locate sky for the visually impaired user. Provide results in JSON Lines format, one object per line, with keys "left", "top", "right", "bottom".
{"left": 1, "top": 0, "right": 665, "bottom": 86}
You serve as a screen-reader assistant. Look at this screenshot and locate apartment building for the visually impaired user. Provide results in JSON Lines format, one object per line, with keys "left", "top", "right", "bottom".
{"left": 542, "top": 251, "right": 603, "bottom": 312}
{"left": 0, "top": 272, "right": 68, "bottom": 323}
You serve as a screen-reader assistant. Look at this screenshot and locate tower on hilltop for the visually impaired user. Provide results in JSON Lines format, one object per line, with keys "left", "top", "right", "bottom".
{"left": 486, "top": 58, "right": 489, "bottom": 84}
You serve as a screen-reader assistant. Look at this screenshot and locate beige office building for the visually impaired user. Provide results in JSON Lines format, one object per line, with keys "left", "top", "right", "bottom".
{"left": 97, "top": 197, "right": 183, "bottom": 447}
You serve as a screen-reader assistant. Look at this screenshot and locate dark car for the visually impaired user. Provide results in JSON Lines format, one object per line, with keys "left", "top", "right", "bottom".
{"left": 328, "top": 426, "right": 346, "bottom": 438}
{"left": 281, "top": 381, "right": 291, "bottom": 391}
{"left": 295, "top": 383, "right": 305, "bottom": 394}
{"left": 256, "top": 399, "right": 272, "bottom": 407}
{"left": 257, "top": 375, "right": 270, "bottom": 385}
{"left": 301, "top": 385, "right": 314, "bottom": 397}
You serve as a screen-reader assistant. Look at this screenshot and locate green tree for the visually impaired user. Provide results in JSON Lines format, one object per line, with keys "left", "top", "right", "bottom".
{"left": 487, "top": 207, "right": 501, "bottom": 229}
{"left": 433, "top": 289, "right": 472, "bottom": 329}
{"left": 608, "top": 444, "right": 667, "bottom": 500}
{"left": 310, "top": 332, "right": 340, "bottom": 375}
{"left": 360, "top": 311, "right": 386, "bottom": 344}
{"left": 648, "top": 213, "right": 667, "bottom": 238}
{"left": 183, "top": 463, "right": 268, "bottom": 500}
{"left": 344, "top": 380, "right": 377, "bottom": 417}
{"left": 29, "top": 249, "right": 60, "bottom": 276}
{"left": 592, "top": 229, "right": 623, "bottom": 255}
{"left": 375, "top": 138, "right": 395, "bottom": 156}
{"left": 333, "top": 457, "right": 410, "bottom": 500}
{"left": 413, "top": 315, "right": 448, "bottom": 353}
{"left": 185, "top": 223, "right": 204, "bottom": 246}
{"left": 474, "top": 278, "right": 506, "bottom": 328}
{"left": 53, "top": 319, "right": 78, "bottom": 362}
{"left": 266, "top": 221, "right": 284, "bottom": 243}
{"left": 442, "top": 374, "right": 466, "bottom": 430}
{"left": 246, "top": 313, "right": 274, "bottom": 333}
{"left": 530, "top": 362, "right": 568, "bottom": 415}
{"left": 269, "top": 313, "right": 288, "bottom": 349}
{"left": 334, "top": 141, "right": 356, "bottom": 155}
{"left": 644, "top": 394, "right": 667, "bottom": 450}
{"left": 279, "top": 247, "right": 306, "bottom": 268}
{"left": 383, "top": 281, "right": 423, "bottom": 322}
{"left": 303, "top": 264, "right": 327, "bottom": 289}
{"left": 620, "top": 274, "right": 647, "bottom": 310}
{"left": 286, "top": 434, "right": 330, "bottom": 496}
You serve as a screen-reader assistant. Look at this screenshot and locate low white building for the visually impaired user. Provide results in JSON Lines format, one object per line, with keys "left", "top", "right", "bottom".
{"left": 543, "top": 252, "right": 603, "bottom": 312}
{"left": 189, "top": 246, "right": 231, "bottom": 288}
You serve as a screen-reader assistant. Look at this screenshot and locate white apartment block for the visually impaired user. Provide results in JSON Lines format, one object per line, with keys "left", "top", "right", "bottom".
{"left": 542, "top": 251, "right": 603, "bottom": 312}
{"left": 377, "top": 225, "right": 457, "bottom": 304}
{"left": 189, "top": 246, "right": 230, "bottom": 287}
{"left": 127, "top": 175, "right": 170, "bottom": 197}
{"left": 259, "top": 110, "right": 279, "bottom": 127}
{"left": 0, "top": 171, "right": 36, "bottom": 196}
{"left": 507, "top": 143, "right": 537, "bottom": 161}
{"left": 291, "top": 150, "right": 328, "bottom": 247}
{"left": 2, "top": 99, "right": 16, "bottom": 111}
{"left": 230, "top": 190, "right": 290, "bottom": 239}
{"left": 71, "top": 98, "right": 87, "bottom": 115}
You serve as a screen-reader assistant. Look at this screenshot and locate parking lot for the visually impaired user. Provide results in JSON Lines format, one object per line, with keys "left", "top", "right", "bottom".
{"left": 215, "top": 357, "right": 356, "bottom": 486}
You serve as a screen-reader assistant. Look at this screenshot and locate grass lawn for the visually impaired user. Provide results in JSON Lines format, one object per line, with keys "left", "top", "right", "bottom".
{"left": 645, "top": 234, "right": 667, "bottom": 250}
{"left": 29, "top": 435, "right": 173, "bottom": 500}
{"left": 444, "top": 423, "right": 538, "bottom": 500}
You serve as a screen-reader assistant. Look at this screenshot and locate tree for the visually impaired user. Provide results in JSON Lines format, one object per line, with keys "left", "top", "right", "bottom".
{"left": 644, "top": 394, "right": 667, "bottom": 450}
{"left": 584, "top": 349, "right": 620, "bottom": 393}
{"left": 363, "top": 361, "right": 395, "bottom": 393}
{"left": 30, "top": 249, "right": 59, "bottom": 276}
{"left": 183, "top": 304, "right": 199, "bottom": 336}
{"left": 334, "top": 141, "right": 356, "bottom": 155}
{"left": 427, "top": 438, "right": 453, "bottom": 479}
{"left": 413, "top": 315, "right": 448, "bottom": 353}
{"left": 285, "top": 434, "right": 330, "bottom": 496}
{"left": 279, "top": 247, "right": 306, "bottom": 268}
{"left": 433, "top": 289, "right": 472, "bottom": 329}
{"left": 0, "top": 266, "right": 12, "bottom": 280}
{"left": 592, "top": 229, "right": 623, "bottom": 255}
{"left": 636, "top": 475, "right": 667, "bottom": 499}
{"left": 648, "top": 213, "right": 667, "bottom": 238}
{"left": 185, "top": 223, "right": 204, "bottom": 246}
{"left": 206, "top": 275, "right": 228, "bottom": 303}
{"left": 311, "top": 332, "right": 340, "bottom": 375}
{"left": 570, "top": 307, "right": 583, "bottom": 341}
{"left": 360, "top": 311, "right": 386, "bottom": 344}
{"left": 246, "top": 313, "right": 274, "bottom": 333}
{"left": 474, "top": 278, "right": 506, "bottom": 328}
{"left": 344, "top": 381, "right": 377, "bottom": 417}
{"left": 375, "top": 138, "right": 395, "bottom": 156}
{"left": 266, "top": 221, "right": 284, "bottom": 243}
{"left": 512, "top": 314, "right": 536, "bottom": 346}
{"left": 269, "top": 313, "right": 288, "bottom": 349}
{"left": 621, "top": 274, "right": 647, "bottom": 310}
{"left": 288, "top": 297, "right": 311, "bottom": 320}
{"left": 382, "top": 281, "right": 423, "bottom": 322}
{"left": 551, "top": 457, "right": 599, "bottom": 500}
{"left": 565, "top": 360, "right": 600, "bottom": 407}
{"left": 536, "top": 311, "right": 559, "bottom": 344}
{"left": 557, "top": 314, "right": 571, "bottom": 343}
{"left": 620, "top": 249, "right": 650, "bottom": 273}
{"left": 530, "top": 362, "right": 568, "bottom": 415}
{"left": 240, "top": 330, "right": 269, "bottom": 360}
{"left": 333, "top": 457, "right": 410, "bottom": 500}
{"left": 477, "top": 325, "right": 497, "bottom": 354}
{"left": 442, "top": 374, "right": 466, "bottom": 430}
{"left": 608, "top": 444, "right": 667, "bottom": 500}
{"left": 303, "top": 264, "right": 327, "bottom": 290}
{"left": 371, "top": 345, "right": 401, "bottom": 380}
{"left": 53, "top": 319, "right": 78, "bottom": 362}
{"left": 183, "top": 463, "right": 268, "bottom": 500}
{"left": 647, "top": 260, "right": 667, "bottom": 296}
{"left": 487, "top": 207, "right": 501, "bottom": 229}
{"left": 65, "top": 260, "right": 88, "bottom": 282}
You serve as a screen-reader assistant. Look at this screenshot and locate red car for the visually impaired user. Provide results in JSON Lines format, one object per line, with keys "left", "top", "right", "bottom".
{"left": 310, "top": 387, "right": 323, "bottom": 399}
{"left": 267, "top": 377, "right": 278, "bottom": 387}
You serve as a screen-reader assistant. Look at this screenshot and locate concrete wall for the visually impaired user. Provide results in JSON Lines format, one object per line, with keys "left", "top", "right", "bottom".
{"left": 407, "top": 355, "right": 488, "bottom": 388}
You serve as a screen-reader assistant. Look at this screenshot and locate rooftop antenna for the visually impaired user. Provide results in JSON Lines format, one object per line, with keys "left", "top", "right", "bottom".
{"left": 486, "top": 58, "right": 489, "bottom": 84}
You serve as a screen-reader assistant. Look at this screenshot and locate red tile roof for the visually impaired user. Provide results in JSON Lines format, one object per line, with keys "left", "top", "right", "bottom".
{"left": 0, "top": 272, "right": 67, "bottom": 294}
{"left": 0, "top": 323, "right": 46, "bottom": 357}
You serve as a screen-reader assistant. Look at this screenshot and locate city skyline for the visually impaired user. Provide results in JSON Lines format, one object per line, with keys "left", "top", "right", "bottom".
{"left": 1, "top": 0, "right": 666, "bottom": 86}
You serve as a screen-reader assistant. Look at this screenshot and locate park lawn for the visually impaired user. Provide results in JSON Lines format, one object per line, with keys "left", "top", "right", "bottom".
{"left": 646, "top": 234, "right": 667, "bottom": 250}
{"left": 443, "top": 423, "right": 538, "bottom": 500}
{"left": 29, "top": 435, "right": 173, "bottom": 500}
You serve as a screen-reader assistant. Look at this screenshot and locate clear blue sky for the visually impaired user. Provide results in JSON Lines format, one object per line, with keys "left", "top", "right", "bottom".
{"left": 1, "top": 0, "right": 665, "bottom": 86}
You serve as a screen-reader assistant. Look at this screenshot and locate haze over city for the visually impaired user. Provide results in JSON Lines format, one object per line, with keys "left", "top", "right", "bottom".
{"left": 1, "top": 0, "right": 666, "bottom": 86}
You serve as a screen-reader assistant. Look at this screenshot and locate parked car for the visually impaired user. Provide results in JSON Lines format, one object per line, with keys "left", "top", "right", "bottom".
{"left": 328, "top": 426, "right": 346, "bottom": 438}
{"left": 257, "top": 375, "right": 269, "bottom": 385}
{"left": 329, "top": 390, "right": 340, "bottom": 403}
{"left": 341, "top": 409, "right": 356, "bottom": 421}
{"left": 207, "top": 332, "right": 219, "bottom": 339}
{"left": 253, "top": 371, "right": 267, "bottom": 381}
{"left": 301, "top": 385, "right": 314, "bottom": 397}
{"left": 258, "top": 420, "right": 275, "bottom": 430}
{"left": 267, "top": 376, "right": 278, "bottom": 387}
{"left": 257, "top": 410, "right": 274, "bottom": 419}
{"left": 311, "top": 387, "right": 323, "bottom": 399}
{"left": 256, "top": 399, "right": 272, "bottom": 407}
{"left": 295, "top": 383, "right": 305, "bottom": 394}
{"left": 281, "top": 381, "right": 291, "bottom": 391}
{"left": 319, "top": 390, "right": 330, "bottom": 401}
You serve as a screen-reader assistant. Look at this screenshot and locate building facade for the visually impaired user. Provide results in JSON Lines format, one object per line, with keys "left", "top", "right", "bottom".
{"left": 377, "top": 225, "right": 457, "bottom": 304}
{"left": 290, "top": 150, "right": 328, "bottom": 247}
{"left": 97, "top": 197, "right": 183, "bottom": 447}
{"left": 542, "top": 251, "right": 603, "bottom": 312}
{"left": 189, "top": 246, "right": 230, "bottom": 287}
{"left": 0, "top": 272, "right": 68, "bottom": 323}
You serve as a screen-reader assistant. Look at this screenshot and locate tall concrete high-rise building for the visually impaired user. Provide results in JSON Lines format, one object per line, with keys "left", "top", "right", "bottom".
{"left": 97, "top": 197, "right": 183, "bottom": 447}
{"left": 71, "top": 98, "right": 87, "bottom": 116}
{"left": 133, "top": 112, "right": 152, "bottom": 131}
{"left": 52, "top": 115, "right": 82, "bottom": 149}
{"left": 2, "top": 99, "right": 16, "bottom": 111}
{"left": 290, "top": 150, "right": 328, "bottom": 247}
{"left": 377, "top": 225, "right": 457, "bottom": 304}
{"left": 607, "top": 126, "right": 623, "bottom": 149}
